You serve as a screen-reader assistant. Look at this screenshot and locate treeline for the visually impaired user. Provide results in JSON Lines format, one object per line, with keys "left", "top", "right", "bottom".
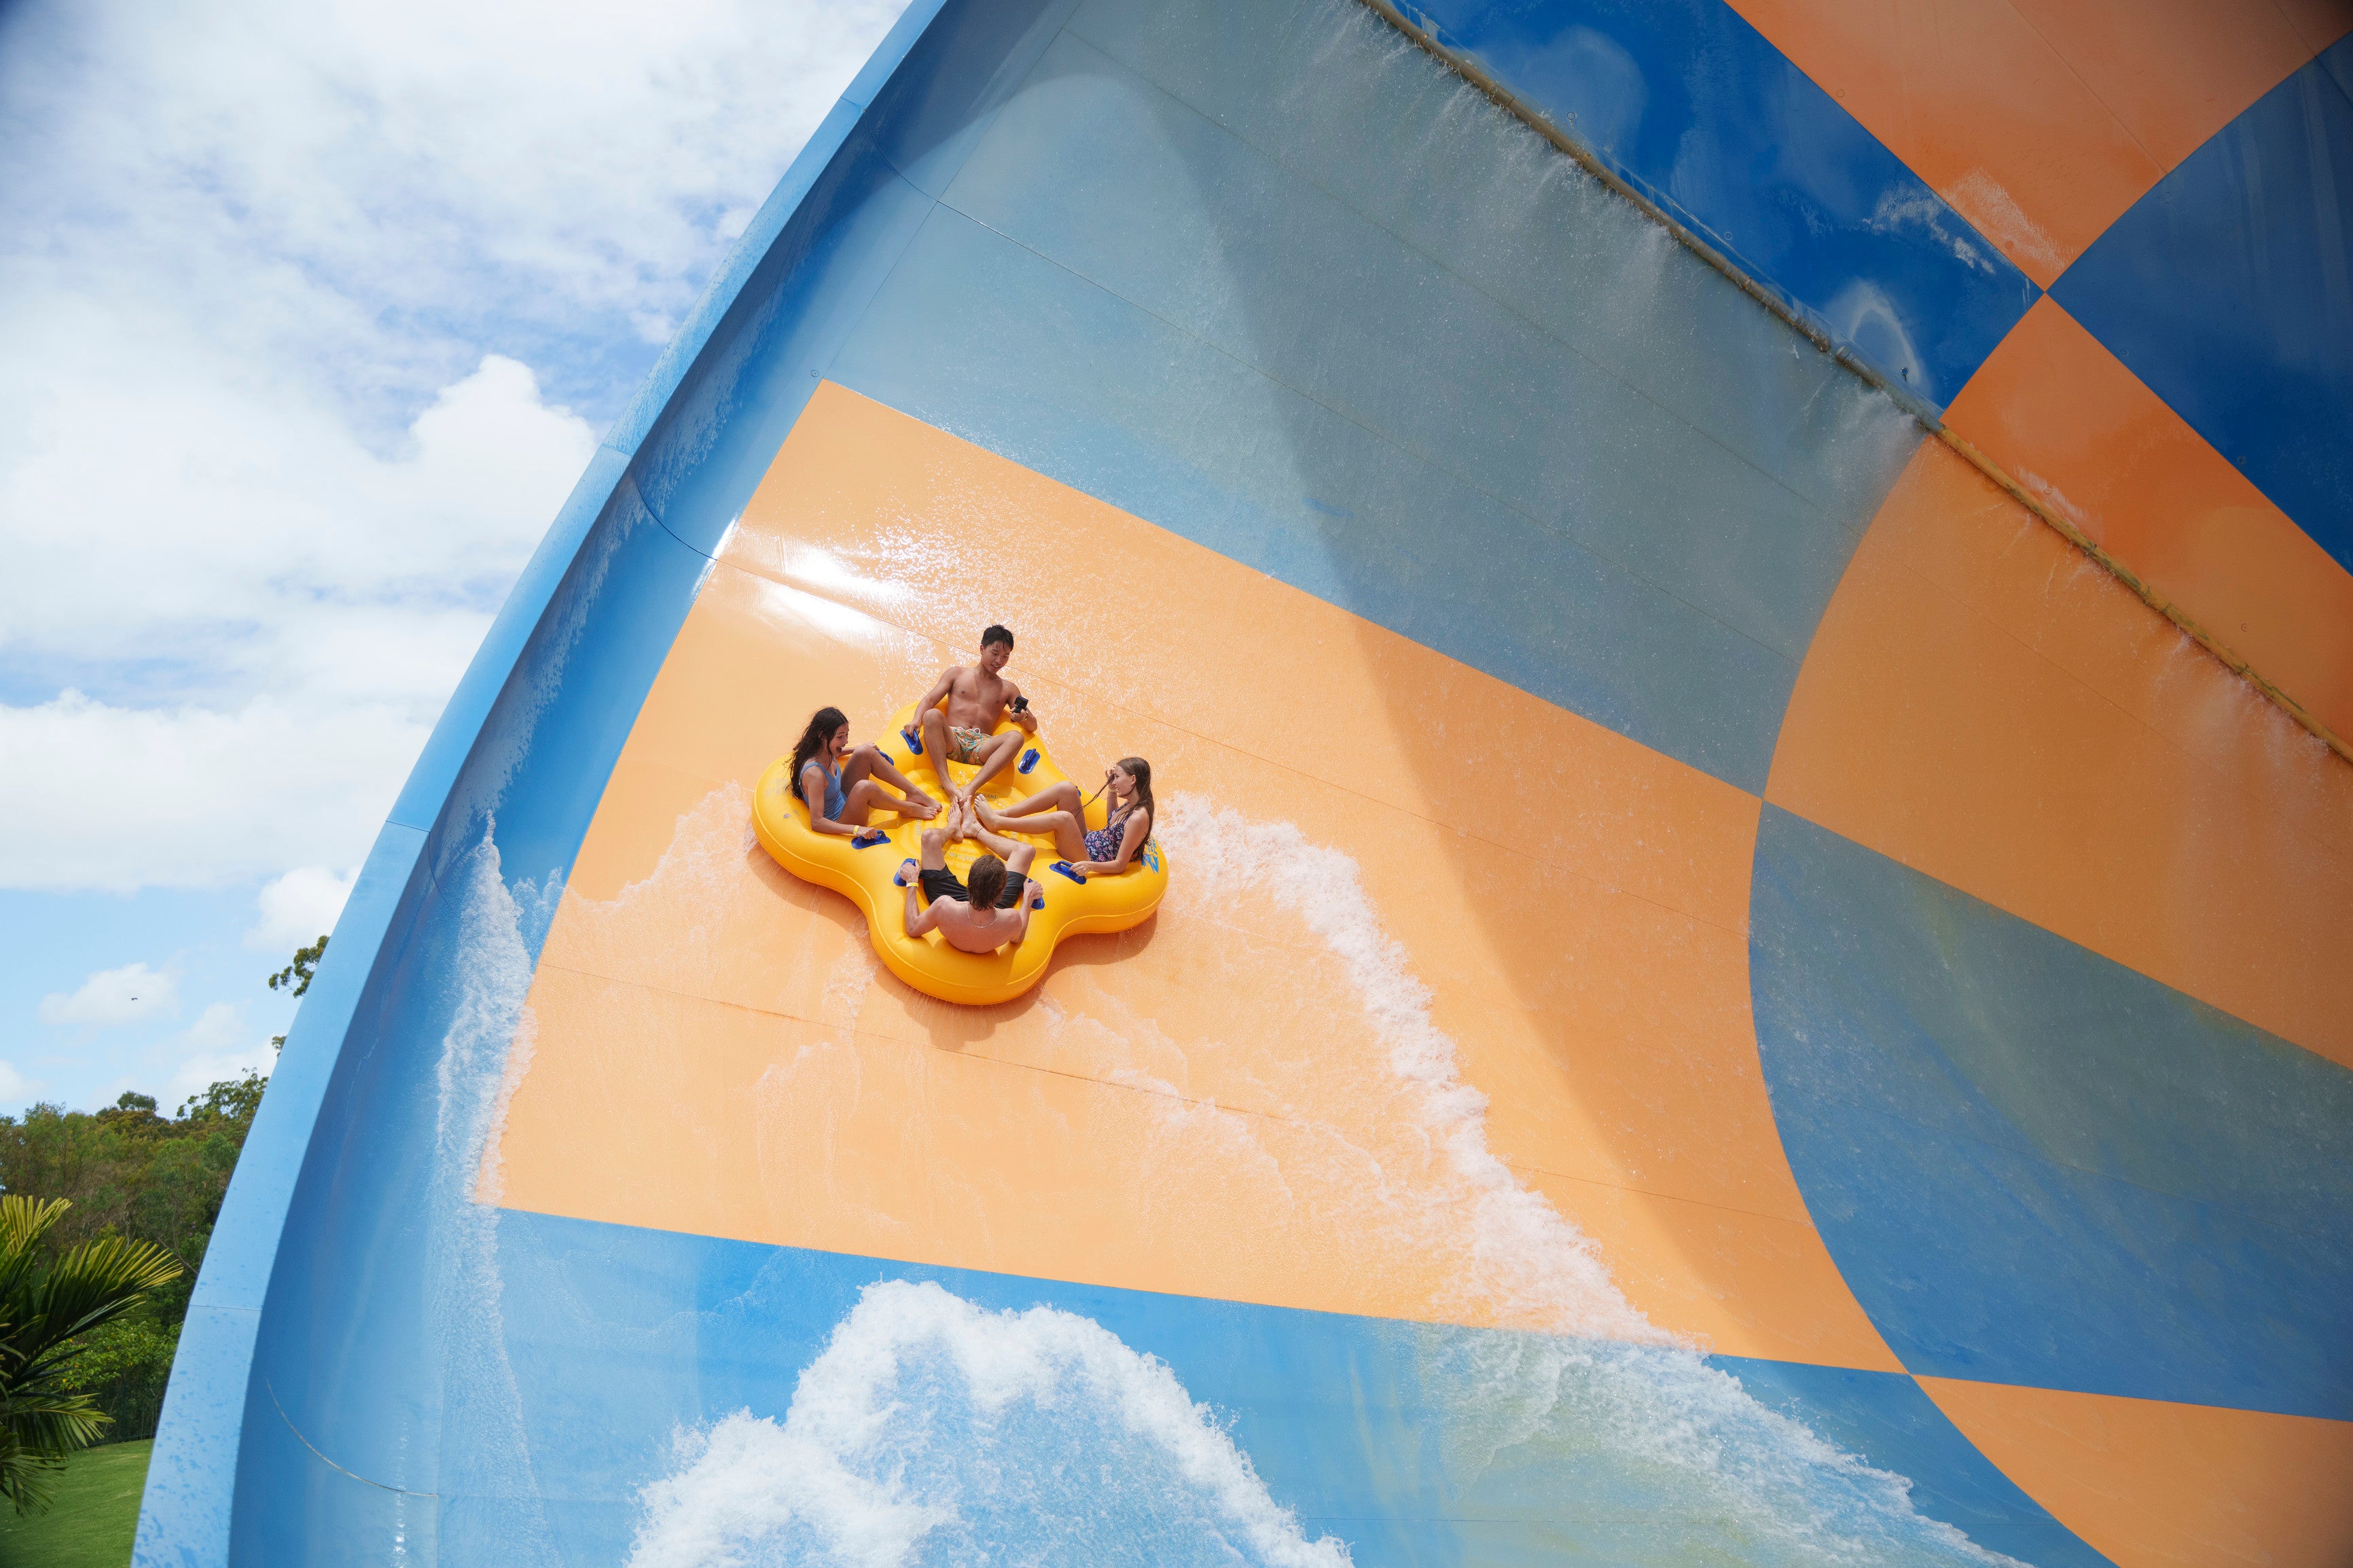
{"left": 0, "top": 938, "right": 315, "bottom": 1447}
{"left": 0, "top": 1074, "right": 265, "bottom": 1442}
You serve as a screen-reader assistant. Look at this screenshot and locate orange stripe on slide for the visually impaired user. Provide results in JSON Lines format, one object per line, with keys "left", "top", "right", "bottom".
{"left": 1765, "top": 440, "right": 2353, "bottom": 1068}
{"left": 491, "top": 382, "right": 1899, "bottom": 1368}
{"left": 1724, "top": 0, "right": 2331, "bottom": 286}
{"left": 1918, "top": 1376, "right": 2353, "bottom": 1568}
{"left": 1945, "top": 295, "right": 2353, "bottom": 746}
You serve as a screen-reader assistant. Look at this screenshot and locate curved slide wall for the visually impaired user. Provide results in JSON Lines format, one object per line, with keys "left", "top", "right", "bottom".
{"left": 135, "top": 1, "right": 2353, "bottom": 1563}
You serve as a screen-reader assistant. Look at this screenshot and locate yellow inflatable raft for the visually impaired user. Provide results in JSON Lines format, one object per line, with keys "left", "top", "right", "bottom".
{"left": 752, "top": 703, "right": 1168, "bottom": 1006}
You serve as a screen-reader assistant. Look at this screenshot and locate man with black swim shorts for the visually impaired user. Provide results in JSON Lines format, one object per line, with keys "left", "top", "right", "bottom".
{"left": 900, "top": 799, "right": 1038, "bottom": 954}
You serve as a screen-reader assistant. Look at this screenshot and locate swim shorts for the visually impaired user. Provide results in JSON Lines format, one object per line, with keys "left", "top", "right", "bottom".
{"left": 947, "top": 725, "right": 992, "bottom": 764}
{"left": 919, "top": 866, "right": 1026, "bottom": 909}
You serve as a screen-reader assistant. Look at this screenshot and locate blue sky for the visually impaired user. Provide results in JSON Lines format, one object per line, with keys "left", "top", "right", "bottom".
{"left": 0, "top": 0, "right": 910, "bottom": 1113}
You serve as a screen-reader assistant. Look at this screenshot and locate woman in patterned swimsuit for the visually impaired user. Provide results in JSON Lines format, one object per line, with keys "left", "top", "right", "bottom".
{"left": 975, "top": 756, "right": 1155, "bottom": 878}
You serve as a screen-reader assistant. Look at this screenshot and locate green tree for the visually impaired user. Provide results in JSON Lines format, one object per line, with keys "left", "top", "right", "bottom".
{"left": 0, "top": 939, "right": 300, "bottom": 1464}
{"left": 0, "top": 1196, "right": 181, "bottom": 1514}
{"left": 268, "top": 933, "right": 327, "bottom": 1048}
{"left": 266, "top": 935, "right": 327, "bottom": 998}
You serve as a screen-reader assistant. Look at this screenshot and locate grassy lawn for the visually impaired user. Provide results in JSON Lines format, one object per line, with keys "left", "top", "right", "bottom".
{"left": 0, "top": 1440, "right": 151, "bottom": 1568}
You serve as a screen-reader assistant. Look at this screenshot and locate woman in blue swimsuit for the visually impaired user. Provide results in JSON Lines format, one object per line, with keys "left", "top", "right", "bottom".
{"left": 975, "top": 756, "right": 1154, "bottom": 876}
{"left": 791, "top": 706, "right": 939, "bottom": 837}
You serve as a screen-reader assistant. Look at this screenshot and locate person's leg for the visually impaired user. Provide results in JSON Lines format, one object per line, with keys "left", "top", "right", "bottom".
{"left": 960, "top": 825, "right": 1037, "bottom": 907}
{"left": 960, "top": 817, "right": 1027, "bottom": 860}
{"left": 846, "top": 778, "right": 925, "bottom": 826}
{"left": 1003, "top": 843, "right": 1037, "bottom": 906}
{"left": 914, "top": 825, "right": 966, "bottom": 905}
{"left": 1040, "top": 810, "right": 1087, "bottom": 862}
{"left": 984, "top": 780, "right": 1081, "bottom": 822}
{"left": 958, "top": 729, "right": 1026, "bottom": 801}
{"left": 917, "top": 707, "right": 954, "bottom": 770}
{"left": 843, "top": 744, "right": 940, "bottom": 818}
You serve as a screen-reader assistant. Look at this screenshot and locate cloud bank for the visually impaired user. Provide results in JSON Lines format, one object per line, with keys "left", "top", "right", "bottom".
{"left": 39, "top": 962, "right": 180, "bottom": 1027}
{"left": 0, "top": 0, "right": 908, "bottom": 898}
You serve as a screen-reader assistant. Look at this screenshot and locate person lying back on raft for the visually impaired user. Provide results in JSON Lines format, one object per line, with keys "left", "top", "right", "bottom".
{"left": 899, "top": 799, "right": 1039, "bottom": 953}
{"left": 975, "top": 756, "right": 1154, "bottom": 880}
{"left": 901, "top": 624, "right": 1037, "bottom": 807}
{"left": 791, "top": 706, "right": 940, "bottom": 837}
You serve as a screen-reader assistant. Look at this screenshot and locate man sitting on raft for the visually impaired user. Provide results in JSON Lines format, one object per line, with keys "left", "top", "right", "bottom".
{"left": 792, "top": 706, "right": 939, "bottom": 837}
{"left": 902, "top": 624, "right": 1037, "bottom": 807}
{"left": 976, "top": 756, "right": 1154, "bottom": 879}
{"left": 900, "top": 801, "right": 1039, "bottom": 954}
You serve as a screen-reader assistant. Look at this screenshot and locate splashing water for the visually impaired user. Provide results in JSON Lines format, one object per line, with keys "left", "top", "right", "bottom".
{"left": 627, "top": 1279, "right": 1352, "bottom": 1568}
{"left": 1147, "top": 798, "right": 2025, "bottom": 1566}
{"left": 428, "top": 831, "right": 567, "bottom": 1565}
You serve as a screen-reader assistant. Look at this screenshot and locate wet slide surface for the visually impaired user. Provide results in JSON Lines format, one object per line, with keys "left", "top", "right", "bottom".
{"left": 138, "top": 0, "right": 2353, "bottom": 1564}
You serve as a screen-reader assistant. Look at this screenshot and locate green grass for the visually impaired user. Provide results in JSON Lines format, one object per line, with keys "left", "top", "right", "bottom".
{"left": 0, "top": 1440, "right": 151, "bottom": 1568}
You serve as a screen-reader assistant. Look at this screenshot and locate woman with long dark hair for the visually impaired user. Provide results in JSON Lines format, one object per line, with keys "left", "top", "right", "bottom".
{"left": 974, "top": 756, "right": 1154, "bottom": 877}
{"left": 790, "top": 707, "right": 939, "bottom": 838}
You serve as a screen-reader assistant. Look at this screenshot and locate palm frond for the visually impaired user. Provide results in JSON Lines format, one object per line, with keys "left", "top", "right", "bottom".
{"left": 0, "top": 1199, "right": 68, "bottom": 1308}
{"left": 0, "top": 1196, "right": 181, "bottom": 1512}
{"left": 31, "top": 1235, "right": 184, "bottom": 1344}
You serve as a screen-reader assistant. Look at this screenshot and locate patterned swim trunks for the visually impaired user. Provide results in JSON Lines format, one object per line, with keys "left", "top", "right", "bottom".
{"left": 948, "top": 725, "right": 991, "bottom": 763}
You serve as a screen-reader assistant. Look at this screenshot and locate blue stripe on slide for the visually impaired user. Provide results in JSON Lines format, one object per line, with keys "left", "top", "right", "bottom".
{"left": 2053, "top": 37, "right": 2353, "bottom": 575}
{"left": 1751, "top": 804, "right": 2353, "bottom": 1418}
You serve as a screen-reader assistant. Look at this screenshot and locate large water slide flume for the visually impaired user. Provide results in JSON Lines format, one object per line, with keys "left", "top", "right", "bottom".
{"left": 135, "top": 0, "right": 2353, "bottom": 1563}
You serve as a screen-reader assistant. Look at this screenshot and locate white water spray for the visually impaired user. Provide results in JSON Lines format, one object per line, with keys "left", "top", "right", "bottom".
{"left": 628, "top": 1279, "right": 1352, "bottom": 1568}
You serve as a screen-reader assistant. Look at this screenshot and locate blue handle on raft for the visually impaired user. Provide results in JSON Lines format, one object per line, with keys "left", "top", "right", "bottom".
{"left": 1050, "top": 860, "right": 1087, "bottom": 886}
{"left": 1019, "top": 748, "right": 1039, "bottom": 774}
{"left": 894, "top": 858, "right": 919, "bottom": 888}
{"left": 901, "top": 725, "right": 922, "bottom": 755}
{"left": 850, "top": 829, "right": 888, "bottom": 849}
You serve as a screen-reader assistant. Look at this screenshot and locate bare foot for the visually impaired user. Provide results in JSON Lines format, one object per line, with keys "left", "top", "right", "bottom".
{"left": 903, "top": 792, "right": 941, "bottom": 820}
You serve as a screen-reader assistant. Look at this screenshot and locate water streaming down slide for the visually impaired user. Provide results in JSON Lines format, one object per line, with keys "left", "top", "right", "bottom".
{"left": 137, "top": 0, "right": 2353, "bottom": 1563}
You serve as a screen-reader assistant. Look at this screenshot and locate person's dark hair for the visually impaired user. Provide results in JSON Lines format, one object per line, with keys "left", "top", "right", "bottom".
{"left": 791, "top": 707, "right": 850, "bottom": 797}
{"left": 966, "top": 854, "right": 1009, "bottom": 906}
{"left": 981, "top": 624, "right": 1014, "bottom": 651}
{"left": 1115, "top": 756, "right": 1155, "bottom": 837}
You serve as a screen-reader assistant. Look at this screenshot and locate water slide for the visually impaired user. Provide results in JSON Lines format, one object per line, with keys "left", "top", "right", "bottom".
{"left": 133, "top": 0, "right": 2353, "bottom": 1562}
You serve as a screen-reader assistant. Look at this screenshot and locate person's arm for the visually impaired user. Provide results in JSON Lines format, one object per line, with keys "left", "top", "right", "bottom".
{"left": 1006, "top": 681, "right": 1038, "bottom": 735}
{"left": 803, "top": 765, "right": 859, "bottom": 837}
{"left": 1003, "top": 896, "right": 1032, "bottom": 946}
{"left": 902, "top": 668, "right": 959, "bottom": 745}
{"left": 904, "top": 879, "right": 941, "bottom": 937}
{"left": 1079, "top": 813, "right": 1147, "bottom": 875}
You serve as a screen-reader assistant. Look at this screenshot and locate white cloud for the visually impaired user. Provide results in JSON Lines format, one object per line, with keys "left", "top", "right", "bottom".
{"left": 0, "top": 0, "right": 909, "bottom": 896}
{"left": 0, "top": 350, "right": 592, "bottom": 714}
{"left": 0, "top": 691, "right": 424, "bottom": 892}
{"left": 181, "top": 1001, "right": 246, "bottom": 1050}
{"left": 247, "top": 867, "right": 359, "bottom": 953}
{"left": 39, "top": 962, "right": 179, "bottom": 1026}
{"left": 168, "top": 1042, "right": 279, "bottom": 1110}
{"left": 0, "top": 1062, "right": 44, "bottom": 1106}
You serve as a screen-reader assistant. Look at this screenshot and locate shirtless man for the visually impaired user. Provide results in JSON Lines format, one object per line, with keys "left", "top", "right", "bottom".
{"left": 901, "top": 625, "right": 1038, "bottom": 807}
{"left": 898, "top": 799, "right": 1039, "bottom": 954}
